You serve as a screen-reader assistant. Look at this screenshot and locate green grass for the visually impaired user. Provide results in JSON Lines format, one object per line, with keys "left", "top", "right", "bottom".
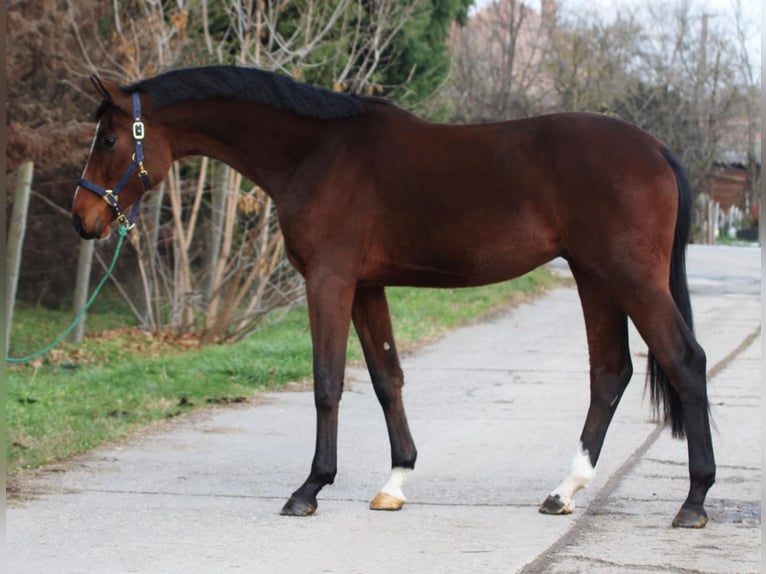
{"left": 7, "top": 270, "right": 553, "bottom": 471}
{"left": 7, "top": 290, "right": 138, "bottom": 360}
{"left": 714, "top": 235, "right": 759, "bottom": 246}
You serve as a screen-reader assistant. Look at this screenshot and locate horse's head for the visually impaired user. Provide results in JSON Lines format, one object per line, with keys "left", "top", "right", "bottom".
{"left": 72, "top": 76, "right": 171, "bottom": 239}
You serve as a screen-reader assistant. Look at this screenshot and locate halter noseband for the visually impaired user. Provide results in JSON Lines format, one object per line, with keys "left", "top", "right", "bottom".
{"left": 78, "top": 92, "right": 150, "bottom": 230}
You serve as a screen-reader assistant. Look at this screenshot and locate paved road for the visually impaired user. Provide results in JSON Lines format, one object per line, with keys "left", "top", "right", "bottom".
{"left": 6, "top": 245, "right": 761, "bottom": 573}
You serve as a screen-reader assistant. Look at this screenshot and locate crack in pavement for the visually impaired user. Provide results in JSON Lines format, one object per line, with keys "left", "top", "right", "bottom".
{"left": 547, "top": 554, "right": 736, "bottom": 574}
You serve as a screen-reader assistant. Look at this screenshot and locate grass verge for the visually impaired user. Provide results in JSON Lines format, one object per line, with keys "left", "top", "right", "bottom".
{"left": 7, "top": 270, "right": 553, "bottom": 471}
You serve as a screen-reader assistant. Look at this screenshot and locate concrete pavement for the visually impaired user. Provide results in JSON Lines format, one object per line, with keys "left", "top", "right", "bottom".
{"left": 5, "top": 245, "right": 761, "bottom": 573}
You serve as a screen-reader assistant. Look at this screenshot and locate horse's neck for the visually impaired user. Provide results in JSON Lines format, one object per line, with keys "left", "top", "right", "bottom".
{"left": 164, "top": 100, "right": 325, "bottom": 194}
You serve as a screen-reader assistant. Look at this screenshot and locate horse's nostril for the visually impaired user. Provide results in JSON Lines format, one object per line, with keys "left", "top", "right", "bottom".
{"left": 73, "top": 214, "right": 101, "bottom": 240}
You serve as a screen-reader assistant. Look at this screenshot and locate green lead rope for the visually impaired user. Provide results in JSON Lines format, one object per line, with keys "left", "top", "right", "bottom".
{"left": 6, "top": 225, "right": 128, "bottom": 364}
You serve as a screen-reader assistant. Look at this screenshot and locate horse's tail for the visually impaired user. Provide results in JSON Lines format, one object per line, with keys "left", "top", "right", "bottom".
{"left": 647, "top": 147, "right": 695, "bottom": 439}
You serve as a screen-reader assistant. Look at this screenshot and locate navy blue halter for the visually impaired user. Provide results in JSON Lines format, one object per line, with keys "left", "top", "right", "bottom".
{"left": 78, "top": 92, "right": 150, "bottom": 230}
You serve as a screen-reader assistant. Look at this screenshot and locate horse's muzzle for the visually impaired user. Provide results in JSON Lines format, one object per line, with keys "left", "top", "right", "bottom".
{"left": 73, "top": 213, "right": 103, "bottom": 240}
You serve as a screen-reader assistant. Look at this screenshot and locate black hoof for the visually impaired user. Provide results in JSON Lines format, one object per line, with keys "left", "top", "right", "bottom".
{"left": 280, "top": 496, "right": 317, "bottom": 517}
{"left": 672, "top": 506, "right": 708, "bottom": 528}
{"left": 539, "top": 494, "right": 571, "bottom": 515}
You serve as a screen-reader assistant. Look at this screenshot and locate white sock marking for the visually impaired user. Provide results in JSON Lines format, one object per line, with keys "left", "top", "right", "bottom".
{"left": 549, "top": 443, "right": 596, "bottom": 511}
{"left": 380, "top": 467, "right": 411, "bottom": 501}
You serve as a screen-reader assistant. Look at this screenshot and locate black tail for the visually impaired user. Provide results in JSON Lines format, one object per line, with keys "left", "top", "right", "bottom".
{"left": 648, "top": 147, "right": 695, "bottom": 439}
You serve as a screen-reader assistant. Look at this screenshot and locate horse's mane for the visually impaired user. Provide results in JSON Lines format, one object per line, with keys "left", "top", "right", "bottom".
{"left": 121, "top": 66, "right": 372, "bottom": 120}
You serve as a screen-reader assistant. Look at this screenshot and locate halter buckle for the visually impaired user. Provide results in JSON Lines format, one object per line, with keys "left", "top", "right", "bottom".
{"left": 132, "top": 121, "right": 145, "bottom": 140}
{"left": 116, "top": 212, "right": 135, "bottom": 230}
{"left": 102, "top": 189, "right": 117, "bottom": 204}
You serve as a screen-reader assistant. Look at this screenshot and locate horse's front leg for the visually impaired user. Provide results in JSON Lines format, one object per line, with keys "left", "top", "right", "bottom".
{"left": 281, "top": 272, "right": 356, "bottom": 516}
{"left": 352, "top": 286, "right": 417, "bottom": 511}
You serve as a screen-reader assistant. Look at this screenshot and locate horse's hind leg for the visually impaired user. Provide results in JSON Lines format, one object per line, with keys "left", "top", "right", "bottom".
{"left": 540, "top": 267, "right": 633, "bottom": 515}
{"left": 623, "top": 289, "right": 713, "bottom": 528}
{"left": 352, "top": 286, "right": 417, "bottom": 510}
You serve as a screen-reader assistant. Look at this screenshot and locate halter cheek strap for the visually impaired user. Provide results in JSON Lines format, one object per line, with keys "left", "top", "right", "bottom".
{"left": 78, "top": 92, "right": 150, "bottom": 230}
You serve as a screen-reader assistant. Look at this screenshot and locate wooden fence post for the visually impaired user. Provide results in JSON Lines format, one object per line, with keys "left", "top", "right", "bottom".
{"left": 5, "top": 161, "right": 34, "bottom": 355}
{"left": 70, "top": 239, "right": 95, "bottom": 344}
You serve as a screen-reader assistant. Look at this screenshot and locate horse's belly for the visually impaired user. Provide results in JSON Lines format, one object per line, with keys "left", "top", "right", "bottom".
{"left": 364, "top": 243, "right": 558, "bottom": 288}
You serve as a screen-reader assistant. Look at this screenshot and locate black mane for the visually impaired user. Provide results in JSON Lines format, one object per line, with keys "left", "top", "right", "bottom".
{"left": 121, "top": 66, "right": 369, "bottom": 120}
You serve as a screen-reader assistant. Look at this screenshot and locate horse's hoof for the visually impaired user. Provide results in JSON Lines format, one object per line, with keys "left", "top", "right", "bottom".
{"left": 280, "top": 496, "right": 317, "bottom": 517}
{"left": 672, "top": 506, "right": 708, "bottom": 528}
{"left": 539, "top": 494, "right": 573, "bottom": 515}
{"left": 370, "top": 491, "right": 405, "bottom": 511}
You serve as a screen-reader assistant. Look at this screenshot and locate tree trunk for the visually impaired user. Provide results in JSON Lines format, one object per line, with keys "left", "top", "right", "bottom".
{"left": 205, "top": 162, "right": 229, "bottom": 301}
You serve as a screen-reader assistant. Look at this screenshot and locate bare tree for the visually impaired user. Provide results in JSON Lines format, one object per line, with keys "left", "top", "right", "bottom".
{"left": 447, "top": 0, "right": 557, "bottom": 122}
{"left": 731, "top": 0, "right": 761, "bottom": 222}
{"left": 547, "top": 6, "right": 642, "bottom": 113}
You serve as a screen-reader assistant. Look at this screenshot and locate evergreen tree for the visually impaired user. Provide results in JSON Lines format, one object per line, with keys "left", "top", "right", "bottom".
{"left": 379, "top": 0, "right": 473, "bottom": 108}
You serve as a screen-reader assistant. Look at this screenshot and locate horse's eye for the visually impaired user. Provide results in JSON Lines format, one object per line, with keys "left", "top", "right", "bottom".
{"left": 100, "top": 135, "right": 117, "bottom": 150}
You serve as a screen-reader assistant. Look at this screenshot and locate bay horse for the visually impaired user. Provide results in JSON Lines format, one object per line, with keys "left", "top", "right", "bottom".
{"left": 72, "top": 65, "right": 714, "bottom": 528}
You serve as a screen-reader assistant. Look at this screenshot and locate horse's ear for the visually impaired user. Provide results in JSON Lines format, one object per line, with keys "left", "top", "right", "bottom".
{"left": 90, "top": 75, "right": 111, "bottom": 101}
{"left": 90, "top": 76, "right": 127, "bottom": 107}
